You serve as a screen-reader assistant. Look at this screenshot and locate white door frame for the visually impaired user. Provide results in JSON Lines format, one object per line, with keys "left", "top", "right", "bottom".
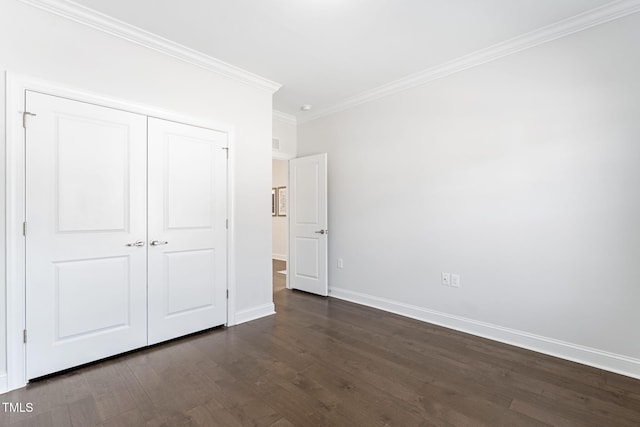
{"left": 4, "top": 71, "right": 237, "bottom": 392}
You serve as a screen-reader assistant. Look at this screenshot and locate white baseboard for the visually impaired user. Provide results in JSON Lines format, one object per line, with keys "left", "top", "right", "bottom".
{"left": 234, "top": 303, "right": 276, "bottom": 325}
{"left": 272, "top": 253, "right": 287, "bottom": 261}
{"left": 0, "top": 373, "right": 7, "bottom": 395}
{"left": 329, "top": 287, "right": 640, "bottom": 379}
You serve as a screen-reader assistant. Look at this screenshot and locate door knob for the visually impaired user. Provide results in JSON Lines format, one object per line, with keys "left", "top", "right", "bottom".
{"left": 126, "top": 240, "right": 145, "bottom": 247}
{"left": 314, "top": 230, "right": 328, "bottom": 235}
{"left": 150, "top": 240, "right": 169, "bottom": 246}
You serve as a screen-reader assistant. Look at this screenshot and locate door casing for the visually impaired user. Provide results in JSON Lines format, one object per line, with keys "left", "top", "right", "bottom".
{"left": 4, "top": 72, "right": 238, "bottom": 392}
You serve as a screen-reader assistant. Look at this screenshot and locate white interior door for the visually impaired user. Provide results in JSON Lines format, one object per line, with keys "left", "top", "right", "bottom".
{"left": 25, "top": 91, "right": 148, "bottom": 379}
{"left": 289, "top": 154, "right": 328, "bottom": 296}
{"left": 147, "top": 118, "right": 228, "bottom": 345}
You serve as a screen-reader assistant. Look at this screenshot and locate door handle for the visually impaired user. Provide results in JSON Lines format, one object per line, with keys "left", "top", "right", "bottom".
{"left": 126, "top": 240, "right": 145, "bottom": 247}
{"left": 314, "top": 230, "right": 328, "bottom": 235}
{"left": 150, "top": 240, "right": 169, "bottom": 246}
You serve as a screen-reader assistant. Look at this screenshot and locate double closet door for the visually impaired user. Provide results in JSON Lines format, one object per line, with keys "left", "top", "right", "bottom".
{"left": 24, "top": 91, "right": 228, "bottom": 379}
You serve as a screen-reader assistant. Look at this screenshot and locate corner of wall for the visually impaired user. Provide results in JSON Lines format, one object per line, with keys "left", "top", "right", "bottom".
{"left": 272, "top": 112, "right": 297, "bottom": 159}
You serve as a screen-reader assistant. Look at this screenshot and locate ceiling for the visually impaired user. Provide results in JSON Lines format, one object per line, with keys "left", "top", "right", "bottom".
{"left": 70, "top": 0, "right": 613, "bottom": 118}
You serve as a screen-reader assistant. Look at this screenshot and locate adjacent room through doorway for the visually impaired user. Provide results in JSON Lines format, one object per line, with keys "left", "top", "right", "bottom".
{"left": 272, "top": 159, "right": 288, "bottom": 294}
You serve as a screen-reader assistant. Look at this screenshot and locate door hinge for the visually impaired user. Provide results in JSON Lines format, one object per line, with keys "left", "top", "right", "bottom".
{"left": 226, "top": 290, "right": 229, "bottom": 299}
{"left": 22, "top": 221, "right": 27, "bottom": 236}
{"left": 226, "top": 219, "right": 228, "bottom": 229}
{"left": 23, "top": 111, "right": 37, "bottom": 129}
{"left": 23, "top": 329, "right": 27, "bottom": 344}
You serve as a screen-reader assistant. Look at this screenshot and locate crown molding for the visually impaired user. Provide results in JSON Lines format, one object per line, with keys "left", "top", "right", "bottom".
{"left": 18, "top": 0, "right": 282, "bottom": 94}
{"left": 300, "top": 0, "right": 640, "bottom": 123}
{"left": 272, "top": 110, "right": 297, "bottom": 126}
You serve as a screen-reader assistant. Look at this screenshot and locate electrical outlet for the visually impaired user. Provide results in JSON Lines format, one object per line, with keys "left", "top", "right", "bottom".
{"left": 451, "top": 274, "right": 460, "bottom": 288}
{"left": 337, "top": 258, "right": 344, "bottom": 269}
{"left": 441, "top": 272, "right": 450, "bottom": 286}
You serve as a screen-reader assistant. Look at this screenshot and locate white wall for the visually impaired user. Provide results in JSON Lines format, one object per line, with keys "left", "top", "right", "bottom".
{"left": 272, "top": 160, "right": 288, "bottom": 260}
{"left": 273, "top": 114, "right": 297, "bottom": 158}
{"left": 298, "top": 13, "right": 640, "bottom": 377}
{"left": 0, "top": 0, "right": 275, "bottom": 388}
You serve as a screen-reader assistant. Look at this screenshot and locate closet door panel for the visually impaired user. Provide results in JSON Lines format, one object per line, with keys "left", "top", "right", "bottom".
{"left": 147, "top": 118, "right": 228, "bottom": 344}
{"left": 25, "top": 91, "right": 148, "bottom": 379}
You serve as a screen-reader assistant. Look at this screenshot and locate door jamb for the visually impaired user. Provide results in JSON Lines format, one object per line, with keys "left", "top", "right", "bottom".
{"left": 4, "top": 71, "right": 237, "bottom": 392}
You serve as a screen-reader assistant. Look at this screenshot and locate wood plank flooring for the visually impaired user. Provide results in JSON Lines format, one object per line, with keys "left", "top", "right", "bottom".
{"left": 1, "top": 259, "right": 639, "bottom": 426}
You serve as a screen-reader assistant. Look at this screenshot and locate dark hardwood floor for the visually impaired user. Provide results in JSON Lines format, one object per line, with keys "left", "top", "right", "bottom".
{"left": 2, "top": 259, "right": 639, "bottom": 426}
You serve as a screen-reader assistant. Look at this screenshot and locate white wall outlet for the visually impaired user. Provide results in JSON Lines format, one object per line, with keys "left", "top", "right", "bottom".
{"left": 441, "top": 272, "right": 450, "bottom": 286}
{"left": 337, "top": 258, "right": 344, "bottom": 269}
{"left": 451, "top": 274, "right": 460, "bottom": 287}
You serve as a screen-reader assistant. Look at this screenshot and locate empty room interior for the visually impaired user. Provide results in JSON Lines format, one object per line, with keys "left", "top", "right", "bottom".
{"left": 1, "top": 0, "right": 640, "bottom": 426}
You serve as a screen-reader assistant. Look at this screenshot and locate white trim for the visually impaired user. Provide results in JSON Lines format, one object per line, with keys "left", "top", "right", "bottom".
{"left": 273, "top": 110, "right": 297, "bottom": 126}
{"left": 17, "top": 0, "right": 281, "bottom": 94}
{"left": 234, "top": 303, "right": 276, "bottom": 325}
{"left": 226, "top": 128, "right": 237, "bottom": 328}
{"left": 4, "top": 71, "right": 238, "bottom": 392}
{"left": 272, "top": 253, "right": 287, "bottom": 262}
{"left": 0, "top": 374, "right": 7, "bottom": 394}
{"left": 5, "top": 72, "right": 27, "bottom": 393}
{"left": 329, "top": 287, "right": 640, "bottom": 380}
{"left": 300, "top": 0, "right": 640, "bottom": 123}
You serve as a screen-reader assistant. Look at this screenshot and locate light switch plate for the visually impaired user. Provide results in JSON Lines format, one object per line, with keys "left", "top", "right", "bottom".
{"left": 451, "top": 274, "right": 460, "bottom": 287}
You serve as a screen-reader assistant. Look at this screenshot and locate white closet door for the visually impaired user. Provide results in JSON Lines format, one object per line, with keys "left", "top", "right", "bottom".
{"left": 147, "top": 118, "right": 228, "bottom": 345}
{"left": 25, "top": 91, "right": 148, "bottom": 379}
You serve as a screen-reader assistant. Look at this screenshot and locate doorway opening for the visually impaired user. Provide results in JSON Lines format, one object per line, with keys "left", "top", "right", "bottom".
{"left": 272, "top": 159, "right": 289, "bottom": 297}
